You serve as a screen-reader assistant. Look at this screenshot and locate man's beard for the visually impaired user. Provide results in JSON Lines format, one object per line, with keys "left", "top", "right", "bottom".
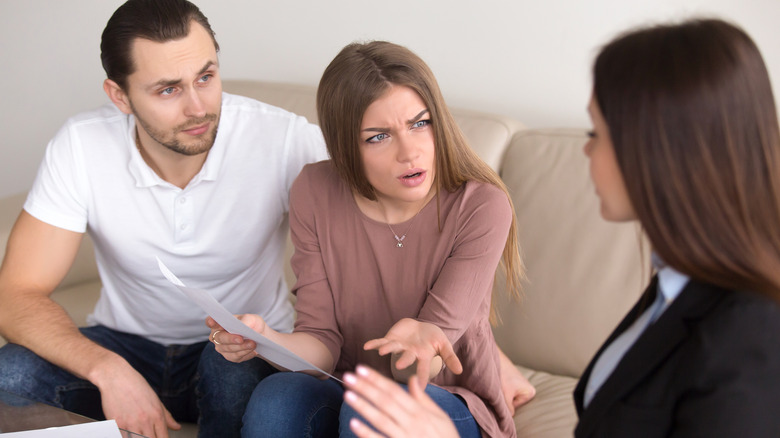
{"left": 131, "top": 105, "right": 220, "bottom": 156}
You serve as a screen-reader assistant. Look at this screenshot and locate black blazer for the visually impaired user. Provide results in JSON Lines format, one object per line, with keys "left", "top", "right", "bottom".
{"left": 573, "top": 276, "right": 780, "bottom": 438}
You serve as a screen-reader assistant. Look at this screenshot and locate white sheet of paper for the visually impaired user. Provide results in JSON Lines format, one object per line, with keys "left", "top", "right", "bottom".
{"left": 0, "top": 420, "right": 123, "bottom": 438}
{"left": 156, "top": 257, "right": 340, "bottom": 382}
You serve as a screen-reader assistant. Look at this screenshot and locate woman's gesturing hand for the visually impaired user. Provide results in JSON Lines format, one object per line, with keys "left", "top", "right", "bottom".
{"left": 363, "top": 318, "right": 463, "bottom": 390}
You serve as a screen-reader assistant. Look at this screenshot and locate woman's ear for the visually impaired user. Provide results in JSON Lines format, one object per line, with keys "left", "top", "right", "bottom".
{"left": 103, "top": 79, "right": 133, "bottom": 115}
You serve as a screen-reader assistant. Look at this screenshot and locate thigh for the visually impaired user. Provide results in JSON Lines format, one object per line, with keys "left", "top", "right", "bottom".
{"left": 195, "top": 342, "right": 278, "bottom": 436}
{"left": 196, "top": 341, "right": 277, "bottom": 408}
{"left": 242, "top": 372, "right": 343, "bottom": 438}
{"left": 424, "top": 386, "right": 481, "bottom": 438}
{"left": 0, "top": 327, "right": 136, "bottom": 420}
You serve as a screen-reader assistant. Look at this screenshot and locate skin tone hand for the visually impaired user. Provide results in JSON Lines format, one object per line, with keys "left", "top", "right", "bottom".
{"left": 92, "top": 357, "right": 180, "bottom": 438}
{"left": 499, "top": 349, "right": 536, "bottom": 414}
{"left": 206, "top": 315, "right": 334, "bottom": 375}
{"left": 0, "top": 213, "right": 178, "bottom": 438}
{"left": 344, "top": 365, "right": 459, "bottom": 438}
{"left": 363, "top": 318, "right": 463, "bottom": 391}
{"left": 206, "top": 315, "right": 262, "bottom": 363}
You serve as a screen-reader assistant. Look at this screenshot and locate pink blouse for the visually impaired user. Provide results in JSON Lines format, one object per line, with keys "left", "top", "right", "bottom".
{"left": 289, "top": 161, "right": 515, "bottom": 438}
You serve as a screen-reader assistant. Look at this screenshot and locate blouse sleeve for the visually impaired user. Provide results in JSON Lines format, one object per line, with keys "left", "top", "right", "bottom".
{"left": 288, "top": 164, "right": 344, "bottom": 366}
{"left": 416, "top": 182, "right": 513, "bottom": 343}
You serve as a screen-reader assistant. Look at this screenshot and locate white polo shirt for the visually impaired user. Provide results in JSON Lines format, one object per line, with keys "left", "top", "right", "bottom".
{"left": 25, "top": 93, "right": 327, "bottom": 345}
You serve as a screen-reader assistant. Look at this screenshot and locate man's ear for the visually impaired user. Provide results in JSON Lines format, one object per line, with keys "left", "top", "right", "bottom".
{"left": 103, "top": 79, "right": 132, "bottom": 115}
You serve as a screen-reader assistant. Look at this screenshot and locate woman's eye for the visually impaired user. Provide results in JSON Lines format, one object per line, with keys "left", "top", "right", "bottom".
{"left": 412, "top": 120, "right": 430, "bottom": 129}
{"left": 366, "top": 133, "right": 388, "bottom": 143}
{"left": 587, "top": 130, "right": 596, "bottom": 138}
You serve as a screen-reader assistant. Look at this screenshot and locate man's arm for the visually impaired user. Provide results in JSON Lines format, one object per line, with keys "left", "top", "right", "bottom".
{"left": 0, "top": 211, "right": 179, "bottom": 438}
{"left": 0, "top": 211, "right": 104, "bottom": 373}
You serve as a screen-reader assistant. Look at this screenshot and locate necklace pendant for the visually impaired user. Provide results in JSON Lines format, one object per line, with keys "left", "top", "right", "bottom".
{"left": 396, "top": 241, "right": 404, "bottom": 248}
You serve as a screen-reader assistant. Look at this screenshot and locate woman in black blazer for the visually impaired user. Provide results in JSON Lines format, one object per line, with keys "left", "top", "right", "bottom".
{"left": 336, "top": 18, "right": 780, "bottom": 438}
{"left": 575, "top": 18, "right": 780, "bottom": 437}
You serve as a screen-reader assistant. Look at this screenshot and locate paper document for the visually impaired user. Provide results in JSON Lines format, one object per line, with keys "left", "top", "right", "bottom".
{"left": 156, "top": 257, "right": 340, "bottom": 382}
{"left": 0, "top": 420, "right": 123, "bottom": 437}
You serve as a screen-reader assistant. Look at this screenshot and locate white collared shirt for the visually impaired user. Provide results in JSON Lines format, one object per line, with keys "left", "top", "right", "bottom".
{"left": 25, "top": 93, "right": 327, "bottom": 345}
{"left": 584, "top": 255, "right": 689, "bottom": 407}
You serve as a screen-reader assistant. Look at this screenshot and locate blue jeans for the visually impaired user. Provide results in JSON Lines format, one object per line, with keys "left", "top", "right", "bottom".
{"left": 0, "top": 325, "right": 277, "bottom": 438}
{"left": 241, "top": 372, "right": 481, "bottom": 438}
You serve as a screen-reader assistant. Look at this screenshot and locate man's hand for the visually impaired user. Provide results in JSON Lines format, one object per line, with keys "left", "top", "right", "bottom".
{"left": 92, "top": 356, "right": 180, "bottom": 438}
{"left": 363, "top": 318, "right": 462, "bottom": 391}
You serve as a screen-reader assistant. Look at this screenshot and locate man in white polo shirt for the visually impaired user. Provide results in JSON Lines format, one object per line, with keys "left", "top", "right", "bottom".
{"left": 0, "top": 1, "right": 326, "bottom": 437}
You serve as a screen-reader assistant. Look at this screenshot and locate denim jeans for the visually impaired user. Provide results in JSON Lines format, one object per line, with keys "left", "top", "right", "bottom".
{"left": 241, "top": 371, "right": 481, "bottom": 438}
{"left": 0, "top": 325, "right": 277, "bottom": 438}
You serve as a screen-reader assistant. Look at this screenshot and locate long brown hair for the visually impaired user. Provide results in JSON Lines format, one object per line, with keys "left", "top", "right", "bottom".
{"left": 594, "top": 18, "right": 780, "bottom": 298}
{"left": 317, "top": 41, "right": 524, "bottom": 304}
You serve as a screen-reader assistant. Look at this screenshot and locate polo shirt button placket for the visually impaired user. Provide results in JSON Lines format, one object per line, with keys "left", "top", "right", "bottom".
{"left": 174, "top": 194, "right": 194, "bottom": 243}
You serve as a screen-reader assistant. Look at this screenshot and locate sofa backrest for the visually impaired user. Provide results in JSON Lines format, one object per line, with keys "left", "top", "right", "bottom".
{"left": 492, "top": 128, "right": 649, "bottom": 378}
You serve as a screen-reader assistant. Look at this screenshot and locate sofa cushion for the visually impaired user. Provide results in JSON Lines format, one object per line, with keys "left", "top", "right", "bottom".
{"left": 493, "top": 128, "right": 649, "bottom": 378}
{"left": 513, "top": 365, "right": 578, "bottom": 438}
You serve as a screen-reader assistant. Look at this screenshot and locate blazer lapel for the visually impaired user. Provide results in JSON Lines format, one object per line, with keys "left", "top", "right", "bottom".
{"left": 574, "top": 276, "right": 659, "bottom": 414}
{"left": 574, "top": 279, "right": 729, "bottom": 437}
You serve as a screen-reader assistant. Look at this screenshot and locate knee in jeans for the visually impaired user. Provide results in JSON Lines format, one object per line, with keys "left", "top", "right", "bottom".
{"left": 0, "top": 344, "right": 47, "bottom": 394}
{"left": 242, "top": 373, "right": 342, "bottom": 436}
{"left": 247, "top": 372, "right": 299, "bottom": 403}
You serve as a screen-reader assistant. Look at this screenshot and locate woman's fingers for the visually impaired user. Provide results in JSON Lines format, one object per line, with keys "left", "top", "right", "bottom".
{"left": 349, "top": 418, "right": 386, "bottom": 438}
{"left": 437, "top": 341, "right": 463, "bottom": 375}
{"left": 344, "top": 366, "right": 414, "bottom": 429}
{"left": 344, "top": 365, "right": 459, "bottom": 438}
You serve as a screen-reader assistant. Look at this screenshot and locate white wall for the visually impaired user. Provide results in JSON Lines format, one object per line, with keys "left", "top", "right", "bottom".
{"left": 1, "top": 0, "right": 778, "bottom": 198}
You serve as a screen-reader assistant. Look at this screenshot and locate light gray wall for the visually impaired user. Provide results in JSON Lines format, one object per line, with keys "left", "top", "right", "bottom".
{"left": 1, "top": 0, "right": 778, "bottom": 198}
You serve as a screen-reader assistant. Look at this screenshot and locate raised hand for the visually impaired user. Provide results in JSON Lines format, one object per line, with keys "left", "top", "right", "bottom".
{"left": 363, "top": 318, "right": 462, "bottom": 390}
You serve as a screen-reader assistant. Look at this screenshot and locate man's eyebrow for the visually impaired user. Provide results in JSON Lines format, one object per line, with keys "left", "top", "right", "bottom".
{"left": 361, "top": 109, "right": 430, "bottom": 133}
{"left": 149, "top": 60, "right": 218, "bottom": 89}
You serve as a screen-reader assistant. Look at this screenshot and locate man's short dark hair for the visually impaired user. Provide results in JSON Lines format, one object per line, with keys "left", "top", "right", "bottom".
{"left": 100, "top": 0, "right": 219, "bottom": 90}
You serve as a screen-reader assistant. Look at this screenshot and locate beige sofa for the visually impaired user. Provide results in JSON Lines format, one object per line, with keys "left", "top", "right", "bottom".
{"left": 0, "top": 80, "right": 648, "bottom": 437}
